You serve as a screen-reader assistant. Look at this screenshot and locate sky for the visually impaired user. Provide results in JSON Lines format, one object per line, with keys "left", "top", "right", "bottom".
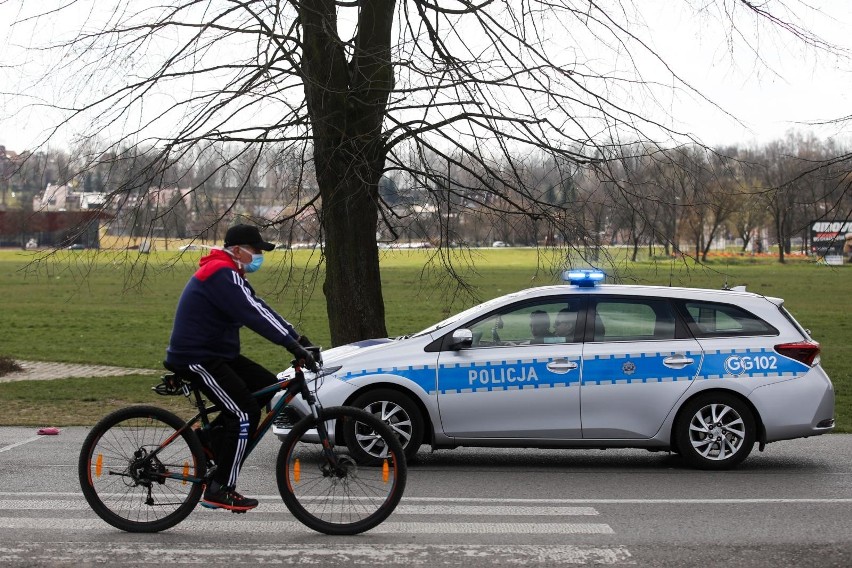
{"left": 1, "top": 1, "right": 851, "bottom": 153}
{"left": 637, "top": 2, "right": 852, "bottom": 147}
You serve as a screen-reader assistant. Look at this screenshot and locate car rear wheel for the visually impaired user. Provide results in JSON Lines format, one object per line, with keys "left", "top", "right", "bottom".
{"left": 351, "top": 389, "right": 424, "bottom": 461}
{"left": 674, "top": 393, "right": 755, "bottom": 470}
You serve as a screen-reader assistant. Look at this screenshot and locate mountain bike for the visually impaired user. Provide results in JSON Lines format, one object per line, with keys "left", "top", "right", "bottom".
{"left": 78, "top": 353, "right": 407, "bottom": 535}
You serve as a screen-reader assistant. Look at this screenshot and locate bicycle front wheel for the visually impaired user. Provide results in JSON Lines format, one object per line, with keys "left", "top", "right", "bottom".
{"left": 276, "top": 406, "right": 407, "bottom": 535}
{"left": 78, "top": 405, "right": 206, "bottom": 532}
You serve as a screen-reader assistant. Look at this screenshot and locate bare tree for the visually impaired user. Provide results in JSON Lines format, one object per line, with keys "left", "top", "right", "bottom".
{"left": 695, "top": 152, "right": 739, "bottom": 261}
{"left": 729, "top": 186, "right": 766, "bottom": 252}
{"left": 5, "top": 1, "right": 850, "bottom": 344}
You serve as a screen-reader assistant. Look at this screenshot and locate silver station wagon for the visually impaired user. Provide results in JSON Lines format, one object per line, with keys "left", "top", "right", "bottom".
{"left": 273, "top": 270, "right": 835, "bottom": 469}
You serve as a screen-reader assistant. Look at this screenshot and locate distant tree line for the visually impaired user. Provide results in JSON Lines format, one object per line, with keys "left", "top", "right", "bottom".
{"left": 3, "top": 130, "right": 849, "bottom": 263}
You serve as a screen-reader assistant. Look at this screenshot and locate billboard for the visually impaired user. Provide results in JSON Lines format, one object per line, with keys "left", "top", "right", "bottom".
{"left": 811, "top": 220, "right": 852, "bottom": 262}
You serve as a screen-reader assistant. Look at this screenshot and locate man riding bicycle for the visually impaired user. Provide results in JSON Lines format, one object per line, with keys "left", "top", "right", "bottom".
{"left": 165, "top": 224, "right": 317, "bottom": 512}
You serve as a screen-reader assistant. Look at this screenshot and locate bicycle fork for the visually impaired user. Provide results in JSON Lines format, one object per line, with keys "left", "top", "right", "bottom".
{"left": 302, "top": 390, "right": 341, "bottom": 471}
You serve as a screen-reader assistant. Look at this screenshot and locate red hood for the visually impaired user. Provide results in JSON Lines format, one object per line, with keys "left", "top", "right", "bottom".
{"left": 196, "top": 248, "right": 243, "bottom": 280}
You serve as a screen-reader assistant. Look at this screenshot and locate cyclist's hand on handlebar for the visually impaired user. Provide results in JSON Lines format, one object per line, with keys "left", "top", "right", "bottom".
{"left": 297, "top": 334, "right": 314, "bottom": 348}
{"left": 288, "top": 343, "right": 318, "bottom": 372}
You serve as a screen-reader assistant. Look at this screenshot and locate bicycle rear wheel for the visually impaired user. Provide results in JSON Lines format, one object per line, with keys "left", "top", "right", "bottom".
{"left": 276, "top": 406, "right": 407, "bottom": 535}
{"left": 78, "top": 405, "right": 206, "bottom": 532}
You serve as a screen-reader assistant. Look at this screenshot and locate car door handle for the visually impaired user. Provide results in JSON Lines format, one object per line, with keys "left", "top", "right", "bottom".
{"left": 546, "top": 360, "right": 578, "bottom": 374}
{"left": 663, "top": 355, "right": 695, "bottom": 368}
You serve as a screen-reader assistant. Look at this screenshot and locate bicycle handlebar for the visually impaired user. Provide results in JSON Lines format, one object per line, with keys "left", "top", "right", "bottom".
{"left": 291, "top": 345, "right": 323, "bottom": 373}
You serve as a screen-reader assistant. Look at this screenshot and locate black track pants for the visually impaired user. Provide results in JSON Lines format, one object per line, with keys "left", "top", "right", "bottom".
{"left": 180, "top": 355, "right": 277, "bottom": 489}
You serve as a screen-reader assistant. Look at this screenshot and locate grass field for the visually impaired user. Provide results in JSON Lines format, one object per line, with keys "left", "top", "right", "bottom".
{"left": 0, "top": 247, "right": 849, "bottom": 431}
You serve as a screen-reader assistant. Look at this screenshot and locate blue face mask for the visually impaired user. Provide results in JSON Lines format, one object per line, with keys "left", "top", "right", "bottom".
{"left": 244, "top": 253, "right": 264, "bottom": 273}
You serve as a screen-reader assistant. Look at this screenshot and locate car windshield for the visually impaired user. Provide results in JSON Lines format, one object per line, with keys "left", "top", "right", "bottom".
{"left": 412, "top": 293, "right": 521, "bottom": 336}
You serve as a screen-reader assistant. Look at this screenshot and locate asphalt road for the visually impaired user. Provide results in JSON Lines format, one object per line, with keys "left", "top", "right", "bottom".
{"left": 1, "top": 426, "right": 850, "bottom": 567}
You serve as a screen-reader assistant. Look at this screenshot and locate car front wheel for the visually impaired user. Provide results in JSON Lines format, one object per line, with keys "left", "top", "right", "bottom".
{"left": 674, "top": 393, "right": 756, "bottom": 470}
{"left": 351, "top": 389, "right": 424, "bottom": 461}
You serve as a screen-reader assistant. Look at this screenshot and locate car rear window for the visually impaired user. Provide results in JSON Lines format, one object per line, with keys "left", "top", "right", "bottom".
{"left": 778, "top": 305, "right": 811, "bottom": 339}
{"left": 681, "top": 301, "right": 777, "bottom": 337}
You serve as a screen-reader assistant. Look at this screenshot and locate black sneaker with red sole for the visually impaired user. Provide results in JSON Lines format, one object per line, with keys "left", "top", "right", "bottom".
{"left": 201, "top": 488, "right": 258, "bottom": 512}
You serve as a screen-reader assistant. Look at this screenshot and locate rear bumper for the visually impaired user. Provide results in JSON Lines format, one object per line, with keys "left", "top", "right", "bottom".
{"left": 749, "top": 367, "right": 835, "bottom": 443}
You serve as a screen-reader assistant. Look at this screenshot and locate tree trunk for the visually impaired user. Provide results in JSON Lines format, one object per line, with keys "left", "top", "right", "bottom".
{"left": 701, "top": 224, "right": 720, "bottom": 262}
{"left": 741, "top": 230, "right": 751, "bottom": 252}
{"left": 776, "top": 214, "right": 786, "bottom": 263}
{"left": 299, "top": 0, "right": 396, "bottom": 345}
{"left": 321, "top": 170, "right": 387, "bottom": 343}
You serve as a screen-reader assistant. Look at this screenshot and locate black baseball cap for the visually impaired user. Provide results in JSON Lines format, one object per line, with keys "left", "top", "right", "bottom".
{"left": 224, "top": 224, "right": 275, "bottom": 251}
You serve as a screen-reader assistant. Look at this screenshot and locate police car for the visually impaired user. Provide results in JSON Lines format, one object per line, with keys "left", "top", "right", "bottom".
{"left": 273, "top": 270, "right": 835, "bottom": 470}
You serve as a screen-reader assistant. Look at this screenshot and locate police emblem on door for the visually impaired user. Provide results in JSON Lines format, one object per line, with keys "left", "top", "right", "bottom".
{"left": 622, "top": 361, "right": 636, "bottom": 375}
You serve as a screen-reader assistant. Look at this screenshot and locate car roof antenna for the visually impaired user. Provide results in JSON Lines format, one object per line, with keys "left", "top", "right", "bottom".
{"left": 722, "top": 262, "right": 731, "bottom": 290}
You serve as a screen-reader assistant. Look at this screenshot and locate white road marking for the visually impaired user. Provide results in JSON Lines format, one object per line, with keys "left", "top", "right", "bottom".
{"left": 0, "top": 500, "right": 597, "bottom": 516}
{"left": 0, "top": 436, "right": 44, "bottom": 454}
{"left": 0, "top": 543, "right": 633, "bottom": 565}
{"left": 0, "top": 517, "right": 613, "bottom": 534}
{"left": 397, "top": 505, "right": 599, "bottom": 515}
{"left": 3, "top": 492, "right": 849, "bottom": 505}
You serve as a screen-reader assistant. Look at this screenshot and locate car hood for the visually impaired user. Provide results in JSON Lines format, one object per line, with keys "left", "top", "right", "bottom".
{"left": 278, "top": 338, "right": 402, "bottom": 381}
{"left": 320, "top": 337, "right": 400, "bottom": 365}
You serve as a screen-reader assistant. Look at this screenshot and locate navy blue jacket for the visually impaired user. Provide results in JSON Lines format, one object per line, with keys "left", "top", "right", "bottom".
{"left": 166, "top": 249, "right": 298, "bottom": 366}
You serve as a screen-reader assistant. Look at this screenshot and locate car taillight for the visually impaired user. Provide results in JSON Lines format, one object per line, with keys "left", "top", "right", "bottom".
{"left": 774, "top": 341, "right": 820, "bottom": 366}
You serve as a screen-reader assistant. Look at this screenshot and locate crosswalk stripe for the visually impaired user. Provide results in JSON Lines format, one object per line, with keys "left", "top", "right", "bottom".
{"left": 0, "top": 543, "right": 633, "bottom": 565}
{"left": 0, "top": 494, "right": 626, "bottom": 563}
{"left": 0, "top": 500, "right": 597, "bottom": 516}
{"left": 397, "top": 505, "right": 599, "bottom": 515}
{"left": 2, "top": 492, "right": 849, "bottom": 504}
{"left": 0, "top": 517, "right": 614, "bottom": 534}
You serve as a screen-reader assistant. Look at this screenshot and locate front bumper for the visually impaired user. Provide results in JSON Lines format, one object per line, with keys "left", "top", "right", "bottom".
{"left": 271, "top": 406, "right": 324, "bottom": 443}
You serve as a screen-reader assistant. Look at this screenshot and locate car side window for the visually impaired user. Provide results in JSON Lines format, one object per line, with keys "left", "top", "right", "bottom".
{"left": 468, "top": 300, "right": 582, "bottom": 348}
{"left": 682, "top": 301, "right": 777, "bottom": 337}
{"left": 592, "top": 299, "right": 676, "bottom": 342}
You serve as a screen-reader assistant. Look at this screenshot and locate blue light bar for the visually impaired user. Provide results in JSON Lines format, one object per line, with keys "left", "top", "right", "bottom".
{"left": 562, "top": 269, "right": 605, "bottom": 287}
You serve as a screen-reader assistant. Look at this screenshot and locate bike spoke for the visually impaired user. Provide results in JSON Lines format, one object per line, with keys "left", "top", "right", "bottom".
{"left": 277, "top": 407, "right": 406, "bottom": 535}
{"left": 80, "top": 409, "right": 203, "bottom": 532}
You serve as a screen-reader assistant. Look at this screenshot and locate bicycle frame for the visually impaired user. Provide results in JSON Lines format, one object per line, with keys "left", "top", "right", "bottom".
{"left": 149, "top": 364, "right": 329, "bottom": 485}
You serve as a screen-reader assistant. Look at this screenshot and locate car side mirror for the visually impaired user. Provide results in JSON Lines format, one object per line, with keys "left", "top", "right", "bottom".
{"left": 449, "top": 328, "right": 473, "bottom": 350}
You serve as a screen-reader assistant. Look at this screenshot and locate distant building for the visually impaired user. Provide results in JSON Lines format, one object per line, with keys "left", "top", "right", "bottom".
{"left": 0, "top": 209, "right": 111, "bottom": 248}
{"left": 144, "top": 186, "right": 193, "bottom": 209}
{"left": 32, "top": 183, "right": 107, "bottom": 212}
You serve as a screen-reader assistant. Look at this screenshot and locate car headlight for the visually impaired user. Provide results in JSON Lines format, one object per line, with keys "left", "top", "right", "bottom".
{"left": 276, "top": 368, "right": 296, "bottom": 382}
